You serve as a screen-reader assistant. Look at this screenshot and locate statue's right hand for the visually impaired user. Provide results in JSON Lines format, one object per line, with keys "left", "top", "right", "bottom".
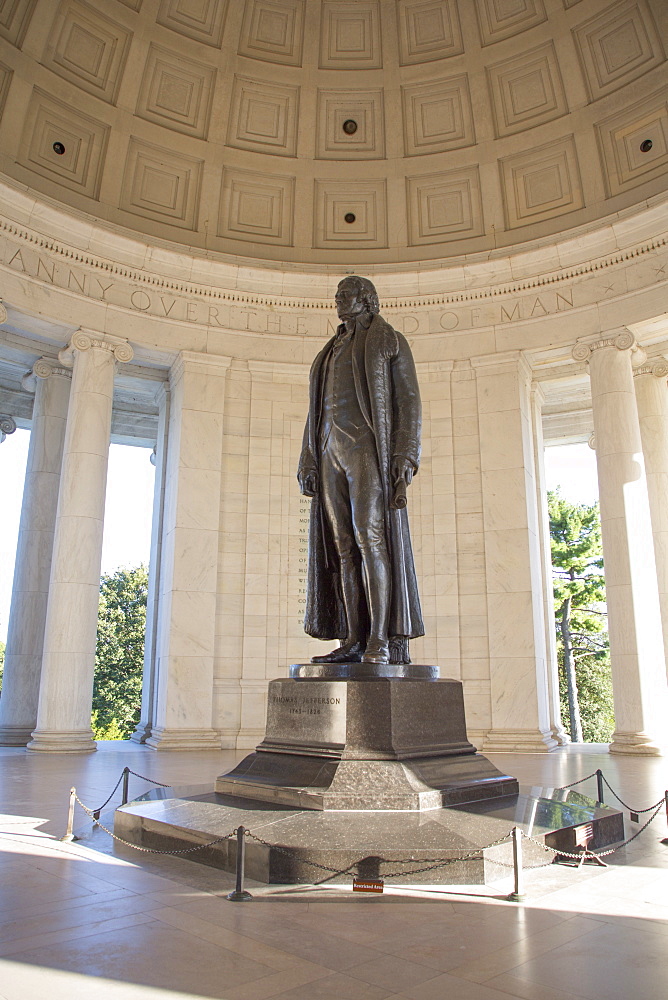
{"left": 298, "top": 470, "right": 318, "bottom": 497}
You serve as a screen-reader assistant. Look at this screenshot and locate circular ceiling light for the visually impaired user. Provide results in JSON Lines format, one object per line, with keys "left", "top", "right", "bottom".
{"left": 342, "top": 119, "right": 358, "bottom": 135}
{"left": 344, "top": 213, "right": 356, "bottom": 223}
{"left": 640, "top": 139, "right": 653, "bottom": 153}
{"left": 52, "top": 142, "right": 66, "bottom": 155}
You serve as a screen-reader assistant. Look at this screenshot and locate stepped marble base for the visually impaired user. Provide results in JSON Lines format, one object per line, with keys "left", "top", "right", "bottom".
{"left": 27, "top": 729, "right": 97, "bottom": 753}
{"left": 0, "top": 725, "right": 35, "bottom": 746}
{"left": 216, "top": 673, "right": 518, "bottom": 809}
{"left": 114, "top": 785, "right": 625, "bottom": 885}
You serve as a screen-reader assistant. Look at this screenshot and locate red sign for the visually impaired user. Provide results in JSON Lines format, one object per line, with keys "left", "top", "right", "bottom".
{"left": 353, "top": 878, "right": 384, "bottom": 893}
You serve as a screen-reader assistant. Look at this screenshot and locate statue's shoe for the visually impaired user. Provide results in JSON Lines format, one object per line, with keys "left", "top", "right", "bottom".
{"left": 361, "top": 639, "right": 390, "bottom": 664}
{"left": 311, "top": 641, "right": 365, "bottom": 663}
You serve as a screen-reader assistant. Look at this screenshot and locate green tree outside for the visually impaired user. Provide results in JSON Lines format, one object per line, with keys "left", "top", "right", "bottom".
{"left": 548, "top": 490, "right": 614, "bottom": 743}
{"left": 92, "top": 565, "right": 148, "bottom": 740}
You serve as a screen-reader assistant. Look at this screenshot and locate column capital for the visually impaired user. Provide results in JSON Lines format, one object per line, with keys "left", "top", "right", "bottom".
{"left": 572, "top": 328, "right": 641, "bottom": 362}
{"left": 633, "top": 358, "right": 668, "bottom": 379}
{"left": 22, "top": 357, "right": 73, "bottom": 392}
{"left": 169, "top": 350, "right": 232, "bottom": 387}
{"left": 58, "top": 329, "right": 134, "bottom": 368}
{"left": 470, "top": 350, "right": 533, "bottom": 381}
{"left": 0, "top": 414, "right": 16, "bottom": 443}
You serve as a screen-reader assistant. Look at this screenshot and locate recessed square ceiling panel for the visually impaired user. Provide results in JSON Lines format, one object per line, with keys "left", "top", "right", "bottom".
{"left": 238, "top": 0, "right": 305, "bottom": 66}
{"left": 319, "top": 1, "right": 382, "bottom": 69}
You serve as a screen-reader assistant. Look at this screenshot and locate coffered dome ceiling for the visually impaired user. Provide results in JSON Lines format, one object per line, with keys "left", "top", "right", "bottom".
{"left": 0, "top": 0, "right": 666, "bottom": 267}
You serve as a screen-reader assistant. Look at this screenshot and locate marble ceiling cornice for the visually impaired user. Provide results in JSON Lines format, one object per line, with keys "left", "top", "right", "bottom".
{"left": 1, "top": 213, "right": 667, "bottom": 314}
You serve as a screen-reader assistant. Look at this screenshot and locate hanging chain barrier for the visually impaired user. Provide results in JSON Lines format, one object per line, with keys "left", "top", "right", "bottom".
{"left": 58, "top": 767, "right": 668, "bottom": 895}
{"left": 552, "top": 768, "right": 605, "bottom": 803}
{"left": 74, "top": 791, "right": 239, "bottom": 855}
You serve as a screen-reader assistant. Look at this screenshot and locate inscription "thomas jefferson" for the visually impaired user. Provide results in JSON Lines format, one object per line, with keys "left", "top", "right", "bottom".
{"left": 270, "top": 696, "right": 341, "bottom": 705}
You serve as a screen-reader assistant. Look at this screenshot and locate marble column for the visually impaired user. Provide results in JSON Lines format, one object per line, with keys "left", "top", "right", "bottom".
{"left": 633, "top": 359, "right": 668, "bottom": 681}
{"left": 132, "top": 383, "right": 170, "bottom": 743}
{"left": 146, "top": 351, "right": 229, "bottom": 750}
{"left": 473, "top": 353, "right": 556, "bottom": 752}
{"left": 574, "top": 330, "right": 668, "bottom": 754}
{"left": 0, "top": 360, "right": 72, "bottom": 744}
{"left": 27, "top": 331, "right": 133, "bottom": 753}
{"left": 531, "top": 384, "right": 569, "bottom": 746}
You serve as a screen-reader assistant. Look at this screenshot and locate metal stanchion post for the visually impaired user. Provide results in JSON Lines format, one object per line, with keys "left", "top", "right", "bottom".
{"left": 121, "top": 767, "right": 130, "bottom": 806}
{"left": 662, "top": 791, "right": 668, "bottom": 845}
{"left": 507, "top": 827, "right": 526, "bottom": 902}
{"left": 596, "top": 769, "right": 604, "bottom": 804}
{"left": 60, "top": 787, "right": 79, "bottom": 843}
{"left": 227, "top": 826, "right": 253, "bottom": 901}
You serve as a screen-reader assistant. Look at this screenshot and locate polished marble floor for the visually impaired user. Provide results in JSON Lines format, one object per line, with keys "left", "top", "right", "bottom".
{"left": 0, "top": 742, "right": 667, "bottom": 1000}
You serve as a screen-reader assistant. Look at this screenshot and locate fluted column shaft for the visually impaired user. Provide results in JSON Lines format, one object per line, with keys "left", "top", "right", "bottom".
{"left": 0, "top": 362, "right": 71, "bottom": 744}
{"left": 575, "top": 330, "right": 668, "bottom": 754}
{"left": 132, "top": 383, "right": 170, "bottom": 743}
{"left": 28, "top": 331, "right": 133, "bottom": 753}
{"left": 633, "top": 362, "right": 668, "bottom": 681}
{"left": 531, "top": 384, "right": 569, "bottom": 746}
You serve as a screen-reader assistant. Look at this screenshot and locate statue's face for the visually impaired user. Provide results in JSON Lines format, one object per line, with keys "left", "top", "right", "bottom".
{"left": 335, "top": 280, "right": 366, "bottom": 322}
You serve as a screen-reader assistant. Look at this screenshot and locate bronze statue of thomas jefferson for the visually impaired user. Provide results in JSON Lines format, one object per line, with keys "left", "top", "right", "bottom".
{"left": 298, "top": 275, "right": 424, "bottom": 666}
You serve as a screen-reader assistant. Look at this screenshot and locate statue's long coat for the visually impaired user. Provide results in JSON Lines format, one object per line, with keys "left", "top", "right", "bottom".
{"left": 299, "top": 312, "right": 425, "bottom": 641}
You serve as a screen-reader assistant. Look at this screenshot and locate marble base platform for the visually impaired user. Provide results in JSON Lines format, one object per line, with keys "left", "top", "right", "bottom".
{"left": 215, "top": 674, "right": 518, "bottom": 810}
{"left": 114, "top": 785, "right": 626, "bottom": 885}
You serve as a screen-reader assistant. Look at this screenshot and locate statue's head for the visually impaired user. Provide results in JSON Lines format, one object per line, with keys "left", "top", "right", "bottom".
{"left": 336, "top": 275, "right": 380, "bottom": 317}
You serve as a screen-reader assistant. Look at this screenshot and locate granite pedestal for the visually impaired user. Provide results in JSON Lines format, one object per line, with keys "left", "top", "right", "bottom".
{"left": 115, "top": 665, "right": 626, "bottom": 885}
{"left": 114, "top": 785, "right": 626, "bottom": 885}
{"left": 215, "top": 669, "right": 518, "bottom": 809}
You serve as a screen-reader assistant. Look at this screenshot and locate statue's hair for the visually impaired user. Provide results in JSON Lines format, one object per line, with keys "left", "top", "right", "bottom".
{"left": 338, "top": 275, "right": 380, "bottom": 315}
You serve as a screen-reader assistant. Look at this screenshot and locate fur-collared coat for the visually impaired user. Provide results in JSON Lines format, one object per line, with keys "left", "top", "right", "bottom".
{"left": 298, "top": 312, "right": 424, "bottom": 641}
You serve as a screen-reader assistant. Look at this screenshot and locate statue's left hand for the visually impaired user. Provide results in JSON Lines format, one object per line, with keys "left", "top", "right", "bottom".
{"left": 298, "top": 469, "right": 318, "bottom": 497}
{"left": 391, "top": 456, "right": 415, "bottom": 486}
